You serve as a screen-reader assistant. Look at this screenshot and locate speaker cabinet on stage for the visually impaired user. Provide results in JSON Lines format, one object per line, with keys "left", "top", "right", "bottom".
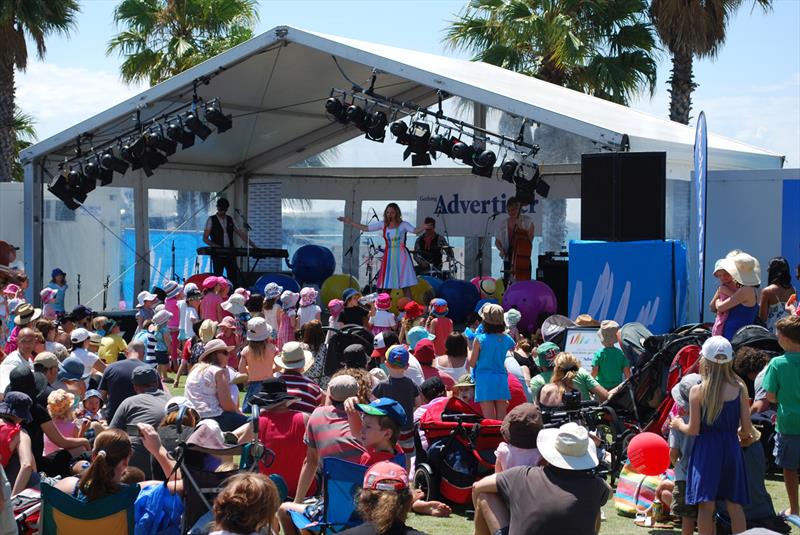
{"left": 581, "top": 152, "right": 666, "bottom": 241}
{"left": 536, "top": 252, "right": 569, "bottom": 316}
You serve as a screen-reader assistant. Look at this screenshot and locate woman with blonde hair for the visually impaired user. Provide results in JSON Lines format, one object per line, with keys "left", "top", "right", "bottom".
{"left": 670, "top": 336, "right": 757, "bottom": 535}
{"left": 54, "top": 428, "right": 132, "bottom": 502}
{"left": 538, "top": 352, "right": 609, "bottom": 407}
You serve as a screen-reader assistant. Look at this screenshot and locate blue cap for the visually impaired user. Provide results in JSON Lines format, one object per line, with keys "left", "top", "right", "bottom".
{"left": 356, "top": 397, "right": 407, "bottom": 427}
{"left": 51, "top": 268, "right": 65, "bottom": 279}
{"left": 386, "top": 345, "right": 410, "bottom": 368}
{"left": 0, "top": 391, "right": 33, "bottom": 423}
{"left": 83, "top": 389, "right": 104, "bottom": 407}
{"left": 58, "top": 356, "right": 89, "bottom": 382}
{"left": 406, "top": 326, "right": 435, "bottom": 350}
{"left": 342, "top": 288, "right": 361, "bottom": 303}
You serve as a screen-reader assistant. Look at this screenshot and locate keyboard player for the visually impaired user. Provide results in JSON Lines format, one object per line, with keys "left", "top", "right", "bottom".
{"left": 202, "top": 197, "right": 257, "bottom": 284}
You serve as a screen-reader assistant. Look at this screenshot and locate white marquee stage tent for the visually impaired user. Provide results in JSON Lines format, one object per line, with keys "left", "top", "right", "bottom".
{"left": 21, "top": 26, "right": 786, "bottom": 321}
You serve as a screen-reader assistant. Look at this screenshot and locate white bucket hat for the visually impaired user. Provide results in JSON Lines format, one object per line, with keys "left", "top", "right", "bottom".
{"left": 136, "top": 290, "right": 158, "bottom": 308}
{"left": 246, "top": 317, "right": 272, "bottom": 342}
{"left": 221, "top": 294, "right": 247, "bottom": 315}
{"left": 536, "top": 422, "right": 598, "bottom": 470}
{"left": 152, "top": 309, "right": 173, "bottom": 326}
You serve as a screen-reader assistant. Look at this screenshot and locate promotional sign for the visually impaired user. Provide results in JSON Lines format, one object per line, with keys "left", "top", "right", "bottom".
{"left": 568, "top": 240, "right": 687, "bottom": 335}
{"left": 694, "top": 112, "right": 708, "bottom": 321}
{"left": 564, "top": 327, "right": 620, "bottom": 371}
{"left": 417, "top": 176, "right": 542, "bottom": 237}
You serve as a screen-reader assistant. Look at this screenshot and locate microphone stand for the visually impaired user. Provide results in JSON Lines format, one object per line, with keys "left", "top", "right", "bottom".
{"left": 434, "top": 206, "right": 455, "bottom": 279}
{"left": 171, "top": 240, "right": 177, "bottom": 281}
{"left": 102, "top": 275, "right": 110, "bottom": 310}
{"left": 236, "top": 208, "right": 253, "bottom": 275}
{"left": 77, "top": 274, "right": 82, "bottom": 304}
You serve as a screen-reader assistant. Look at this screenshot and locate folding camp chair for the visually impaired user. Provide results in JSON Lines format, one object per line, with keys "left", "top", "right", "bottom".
{"left": 39, "top": 481, "right": 138, "bottom": 535}
{"left": 289, "top": 455, "right": 405, "bottom": 534}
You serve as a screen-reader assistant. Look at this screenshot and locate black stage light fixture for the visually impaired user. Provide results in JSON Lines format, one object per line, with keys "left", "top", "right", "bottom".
{"left": 471, "top": 148, "right": 497, "bottom": 177}
{"left": 428, "top": 134, "right": 456, "bottom": 159}
{"left": 48, "top": 171, "right": 80, "bottom": 210}
{"left": 139, "top": 136, "right": 168, "bottom": 177}
{"left": 365, "top": 111, "right": 387, "bottom": 142}
{"left": 184, "top": 110, "right": 212, "bottom": 140}
{"left": 148, "top": 125, "right": 178, "bottom": 156}
{"left": 325, "top": 97, "right": 348, "bottom": 123}
{"left": 345, "top": 104, "right": 369, "bottom": 130}
{"left": 100, "top": 147, "right": 129, "bottom": 175}
{"left": 500, "top": 160, "right": 518, "bottom": 183}
{"left": 66, "top": 166, "right": 91, "bottom": 203}
{"left": 390, "top": 120, "right": 410, "bottom": 144}
{"left": 451, "top": 140, "right": 474, "bottom": 165}
{"left": 120, "top": 137, "right": 143, "bottom": 170}
{"left": 404, "top": 122, "right": 432, "bottom": 166}
{"left": 83, "top": 154, "right": 113, "bottom": 186}
{"left": 205, "top": 99, "right": 232, "bottom": 133}
{"left": 167, "top": 116, "right": 195, "bottom": 149}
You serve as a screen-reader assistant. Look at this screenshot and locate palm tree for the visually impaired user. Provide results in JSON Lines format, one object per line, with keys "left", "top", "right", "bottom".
{"left": 650, "top": 0, "right": 771, "bottom": 125}
{"left": 12, "top": 107, "right": 37, "bottom": 182}
{"left": 107, "top": 0, "right": 260, "bottom": 86}
{"left": 445, "top": 0, "right": 659, "bottom": 105}
{"left": 0, "top": 0, "right": 79, "bottom": 182}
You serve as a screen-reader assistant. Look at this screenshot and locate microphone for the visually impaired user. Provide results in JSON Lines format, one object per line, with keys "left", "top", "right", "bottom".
{"left": 369, "top": 208, "right": 379, "bottom": 222}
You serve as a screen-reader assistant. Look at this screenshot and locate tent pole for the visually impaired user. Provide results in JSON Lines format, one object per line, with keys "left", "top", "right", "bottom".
{"left": 23, "top": 160, "right": 43, "bottom": 302}
{"left": 133, "top": 174, "right": 151, "bottom": 297}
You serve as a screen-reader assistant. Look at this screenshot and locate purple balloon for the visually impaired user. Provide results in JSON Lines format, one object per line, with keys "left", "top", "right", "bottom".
{"left": 502, "top": 280, "right": 558, "bottom": 334}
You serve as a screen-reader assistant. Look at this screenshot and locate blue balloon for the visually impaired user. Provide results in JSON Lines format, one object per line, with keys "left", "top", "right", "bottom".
{"left": 474, "top": 297, "right": 498, "bottom": 312}
{"left": 436, "top": 280, "right": 480, "bottom": 324}
{"left": 420, "top": 275, "right": 444, "bottom": 292}
{"left": 252, "top": 274, "right": 300, "bottom": 295}
{"left": 291, "top": 245, "right": 336, "bottom": 287}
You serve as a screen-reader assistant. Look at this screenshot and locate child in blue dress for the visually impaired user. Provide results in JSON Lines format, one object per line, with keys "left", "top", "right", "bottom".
{"left": 468, "top": 304, "right": 515, "bottom": 420}
{"left": 670, "top": 336, "right": 758, "bottom": 535}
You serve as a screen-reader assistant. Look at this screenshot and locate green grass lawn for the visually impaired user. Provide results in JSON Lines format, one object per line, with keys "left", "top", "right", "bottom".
{"left": 167, "top": 376, "right": 795, "bottom": 535}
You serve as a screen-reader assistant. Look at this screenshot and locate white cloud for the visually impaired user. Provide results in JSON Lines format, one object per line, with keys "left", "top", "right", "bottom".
{"left": 15, "top": 62, "right": 146, "bottom": 142}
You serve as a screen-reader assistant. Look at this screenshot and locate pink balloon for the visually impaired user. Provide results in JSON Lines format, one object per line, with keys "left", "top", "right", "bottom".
{"left": 627, "top": 432, "right": 670, "bottom": 476}
{"left": 501, "top": 280, "right": 557, "bottom": 334}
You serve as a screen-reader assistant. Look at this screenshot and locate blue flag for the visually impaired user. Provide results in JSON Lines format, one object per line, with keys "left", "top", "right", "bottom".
{"left": 694, "top": 112, "right": 708, "bottom": 321}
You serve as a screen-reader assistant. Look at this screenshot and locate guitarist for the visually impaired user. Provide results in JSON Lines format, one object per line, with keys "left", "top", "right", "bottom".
{"left": 494, "top": 197, "right": 535, "bottom": 286}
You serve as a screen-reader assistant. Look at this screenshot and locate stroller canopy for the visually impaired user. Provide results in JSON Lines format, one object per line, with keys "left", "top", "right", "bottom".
{"left": 620, "top": 322, "right": 653, "bottom": 368}
{"left": 730, "top": 325, "right": 783, "bottom": 354}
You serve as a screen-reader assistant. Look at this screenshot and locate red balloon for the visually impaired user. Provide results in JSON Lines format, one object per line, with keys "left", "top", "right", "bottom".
{"left": 627, "top": 432, "right": 670, "bottom": 476}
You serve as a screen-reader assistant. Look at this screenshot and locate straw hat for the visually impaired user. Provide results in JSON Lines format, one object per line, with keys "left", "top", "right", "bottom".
{"left": 575, "top": 314, "right": 600, "bottom": 327}
{"left": 198, "top": 319, "right": 218, "bottom": 343}
{"left": 198, "top": 338, "right": 234, "bottom": 362}
{"left": 13, "top": 303, "right": 42, "bottom": 326}
{"left": 722, "top": 252, "right": 761, "bottom": 287}
{"left": 479, "top": 303, "right": 505, "bottom": 326}
{"left": 536, "top": 422, "right": 598, "bottom": 470}
{"left": 275, "top": 341, "right": 313, "bottom": 372}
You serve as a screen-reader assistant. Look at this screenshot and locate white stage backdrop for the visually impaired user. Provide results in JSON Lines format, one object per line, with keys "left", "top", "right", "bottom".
{"left": 417, "top": 176, "right": 543, "bottom": 237}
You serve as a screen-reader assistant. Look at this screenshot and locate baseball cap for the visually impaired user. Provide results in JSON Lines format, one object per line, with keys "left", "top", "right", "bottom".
{"left": 132, "top": 366, "right": 160, "bottom": 386}
{"left": 413, "top": 338, "right": 435, "bottom": 365}
{"left": 536, "top": 342, "right": 560, "bottom": 368}
{"left": 33, "top": 352, "right": 59, "bottom": 369}
{"left": 343, "top": 344, "right": 368, "bottom": 369}
{"left": 328, "top": 375, "right": 359, "bottom": 402}
{"left": 363, "top": 461, "right": 408, "bottom": 491}
{"left": 406, "top": 326, "right": 434, "bottom": 351}
{"left": 372, "top": 332, "right": 399, "bottom": 358}
{"left": 70, "top": 328, "right": 90, "bottom": 344}
{"left": 356, "top": 398, "right": 408, "bottom": 427}
{"left": 386, "top": 345, "right": 410, "bottom": 369}
{"left": 701, "top": 335, "right": 733, "bottom": 364}
{"left": 165, "top": 396, "right": 196, "bottom": 415}
{"left": 51, "top": 268, "right": 66, "bottom": 279}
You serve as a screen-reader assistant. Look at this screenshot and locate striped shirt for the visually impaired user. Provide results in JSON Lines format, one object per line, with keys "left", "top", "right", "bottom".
{"left": 134, "top": 330, "right": 158, "bottom": 365}
{"left": 278, "top": 371, "right": 323, "bottom": 414}
{"left": 304, "top": 405, "right": 365, "bottom": 462}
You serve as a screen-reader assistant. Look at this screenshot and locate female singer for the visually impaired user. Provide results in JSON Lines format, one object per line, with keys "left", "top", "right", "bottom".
{"left": 339, "top": 203, "right": 431, "bottom": 298}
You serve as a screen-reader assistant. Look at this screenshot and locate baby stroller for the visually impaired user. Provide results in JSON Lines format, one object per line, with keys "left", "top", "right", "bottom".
{"left": 323, "top": 324, "right": 373, "bottom": 377}
{"left": 413, "top": 398, "right": 502, "bottom": 506}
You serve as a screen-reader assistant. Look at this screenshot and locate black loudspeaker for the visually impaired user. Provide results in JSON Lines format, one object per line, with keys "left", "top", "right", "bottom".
{"left": 581, "top": 152, "right": 666, "bottom": 241}
{"left": 536, "top": 252, "right": 569, "bottom": 316}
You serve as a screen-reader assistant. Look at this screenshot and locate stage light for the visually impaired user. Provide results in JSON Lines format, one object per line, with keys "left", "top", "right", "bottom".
{"left": 184, "top": 110, "right": 212, "bottom": 140}
{"left": 166, "top": 116, "right": 195, "bottom": 149}
{"left": 429, "top": 134, "right": 456, "bottom": 158}
{"left": 500, "top": 160, "right": 518, "bottom": 183}
{"left": 325, "top": 97, "right": 348, "bottom": 123}
{"left": 205, "top": 99, "right": 232, "bottom": 133}
{"left": 48, "top": 171, "right": 80, "bottom": 210}
{"left": 451, "top": 140, "right": 474, "bottom": 165}
{"left": 65, "top": 166, "right": 91, "bottom": 203}
{"left": 139, "top": 136, "right": 168, "bottom": 177}
{"left": 365, "top": 111, "right": 387, "bottom": 142}
{"left": 147, "top": 126, "right": 177, "bottom": 156}
{"left": 345, "top": 104, "right": 369, "bottom": 130}
{"left": 100, "top": 148, "right": 129, "bottom": 175}
{"left": 83, "top": 154, "right": 113, "bottom": 186}
{"left": 404, "top": 122, "right": 432, "bottom": 166}
{"left": 471, "top": 148, "right": 496, "bottom": 177}
{"left": 120, "top": 138, "right": 143, "bottom": 170}
{"left": 390, "top": 120, "right": 409, "bottom": 141}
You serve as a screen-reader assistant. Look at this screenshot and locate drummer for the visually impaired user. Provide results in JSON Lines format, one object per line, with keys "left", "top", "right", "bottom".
{"left": 413, "top": 217, "right": 452, "bottom": 275}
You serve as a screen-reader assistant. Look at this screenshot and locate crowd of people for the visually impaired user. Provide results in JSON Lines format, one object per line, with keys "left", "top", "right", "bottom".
{"left": 0, "top": 246, "right": 796, "bottom": 535}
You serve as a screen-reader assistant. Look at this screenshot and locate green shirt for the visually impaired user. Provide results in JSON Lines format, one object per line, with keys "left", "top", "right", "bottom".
{"left": 762, "top": 352, "right": 800, "bottom": 434}
{"left": 592, "top": 347, "right": 628, "bottom": 390}
{"left": 529, "top": 369, "right": 600, "bottom": 402}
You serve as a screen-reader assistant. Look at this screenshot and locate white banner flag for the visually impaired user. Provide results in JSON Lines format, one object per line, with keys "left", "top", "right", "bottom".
{"left": 416, "top": 176, "right": 542, "bottom": 237}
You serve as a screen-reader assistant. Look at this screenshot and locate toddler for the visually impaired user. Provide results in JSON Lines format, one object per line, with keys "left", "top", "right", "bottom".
{"left": 591, "top": 320, "right": 630, "bottom": 390}
{"left": 495, "top": 403, "right": 542, "bottom": 472}
{"left": 711, "top": 260, "right": 738, "bottom": 336}
{"left": 40, "top": 288, "right": 59, "bottom": 321}
{"left": 468, "top": 304, "right": 515, "bottom": 420}
{"left": 668, "top": 373, "right": 701, "bottom": 535}
{"left": 504, "top": 308, "right": 522, "bottom": 343}
{"left": 277, "top": 290, "right": 299, "bottom": 350}
{"left": 369, "top": 293, "right": 396, "bottom": 335}
{"left": 426, "top": 298, "right": 452, "bottom": 356}
{"left": 297, "top": 287, "right": 321, "bottom": 329}
{"left": 262, "top": 282, "right": 283, "bottom": 334}
{"left": 44, "top": 390, "right": 85, "bottom": 455}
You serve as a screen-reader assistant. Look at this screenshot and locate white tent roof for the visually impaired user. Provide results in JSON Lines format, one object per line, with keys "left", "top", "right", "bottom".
{"left": 23, "top": 25, "right": 784, "bottom": 172}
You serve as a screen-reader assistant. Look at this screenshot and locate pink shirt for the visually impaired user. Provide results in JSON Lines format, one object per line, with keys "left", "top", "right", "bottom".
{"left": 200, "top": 293, "right": 224, "bottom": 322}
{"left": 494, "top": 442, "right": 541, "bottom": 471}
{"left": 165, "top": 297, "right": 181, "bottom": 329}
{"left": 44, "top": 418, "right": 76, "bottom": 456}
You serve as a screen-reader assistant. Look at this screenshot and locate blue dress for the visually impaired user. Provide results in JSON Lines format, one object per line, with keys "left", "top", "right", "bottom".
{"left": 686, "top": 395, "right": 749, "bottom": 505}
{"left": 722, "top": 303, "right": 758, "bottom": 341}
{"left": 473, "top": 333, "right": 515, "bottom": 402}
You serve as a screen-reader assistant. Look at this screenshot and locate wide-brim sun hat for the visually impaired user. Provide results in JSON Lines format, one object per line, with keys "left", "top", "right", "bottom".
{"left": 264, "top": 282, "right": 283, "bottom": 300}
{"left": 246, "top": 317, "right": 272, "bottom": 342}
{"left": 152, "top": 309, "right": 173, "bottom": 326}
{"left": 163, "top": 280, "right": 183, "bottom": 299}
{"left": 670, "top": 373, "right": 702, "bottom": 410}
{"left": 198, "top": 319, "right": 218, "bottom": 343}
{"left": 198, "top": 338, "right": 234, "bottom": 362}
{"left": 136, "top": 290, "right": 158, "bottom": 308}
{"left": 13, "top": 303, "right": 42, "bottom": 326}
{"left": 221, "top": 294, "right": 247, "bottom": 315}
{"left": 479, "top": 303, "right": 505, "bottom": 325}
{"left": 724, "top": 252, "right": 761, "bottom": 287}
{"left": 536, "top": 421, "right": 598, "bottom": 470}
{"left": 274, "top": 341, "right": 313, "bottom": 372}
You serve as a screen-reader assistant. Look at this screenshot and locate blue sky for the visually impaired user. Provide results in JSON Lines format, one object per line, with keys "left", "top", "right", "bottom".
{"left": 16, "top": 0, "right": 800, "bottom": 165}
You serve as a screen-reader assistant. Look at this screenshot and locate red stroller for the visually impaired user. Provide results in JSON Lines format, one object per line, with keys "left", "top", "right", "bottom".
{"left": 413, "top": 398, "right": 502, "bottom": 505}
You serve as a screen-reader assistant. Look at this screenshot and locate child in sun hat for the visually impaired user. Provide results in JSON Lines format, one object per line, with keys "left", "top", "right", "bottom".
{"left": 135, "top": 289, "right": 158, "bottom": 334}
{"left": 591, "top": 320, "right": 630, "bottom": 390}
{"left": 468, "top": 303, "right": 516, "bottom": 420}
{"left": 711, "top": 258, "right": 738, "bottom": 337}
{"left": 277, "top": 290, "right": 299, "bottom": 350}
{"left": 262, "top": 282, "right": 284, "bottom": 333}
{"left": 217, "top": 316, "right": 241, "bottom": 368}
{"left": 297, "top": 287, "right": 321, "bottom": 329}
{"left": 152, "top": 309, "right": 174, "bottom": 381}
{"left": 426, "top": 298, "right": 452, "bottom": 356}
{"left": 46, "top": 267, "right": 68, "bottom": 316}
{"left": 495, "top": 403, "right": 543, "bottom": 472}
{"left": 398, "top": 300, "right": 424, "bottom": 344}
{"left": 239, "top": 317, "right": 278, "bottom": 413}
{"left": 201, "top": 276, "right": 226, "bottom": 322}
{"left": 39, "top": 287, "right": 59, "bottom": 321}
{"left": 504, "top": 308, "right": 522, "bottom": 343}
{"left": 369, "top": 293, "right": 396, "bottom": 335}
{"left": 670, "top": 336, "right": 758, "bottom": 535}
{"left": 668, "top": 372, "right": 702, "bottom": 535}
